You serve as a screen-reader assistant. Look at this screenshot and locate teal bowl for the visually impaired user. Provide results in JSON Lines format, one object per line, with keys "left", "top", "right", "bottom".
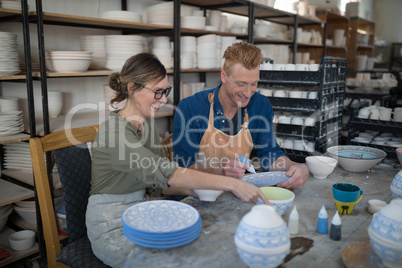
{"left": 327, "top": 146, "right": 386, "bottom": 173}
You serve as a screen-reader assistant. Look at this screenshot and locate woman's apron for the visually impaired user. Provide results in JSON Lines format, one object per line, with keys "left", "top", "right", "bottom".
{"left": 198, "top": 93, "right": 253, "bottom": 168}
{"left": 86, "top": 190, "right": 148, "bottom": 268}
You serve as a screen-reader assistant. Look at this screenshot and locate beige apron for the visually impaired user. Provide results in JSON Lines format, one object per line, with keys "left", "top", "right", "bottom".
{"left": 198, "top": 93, "right": 253, "bottom": 168}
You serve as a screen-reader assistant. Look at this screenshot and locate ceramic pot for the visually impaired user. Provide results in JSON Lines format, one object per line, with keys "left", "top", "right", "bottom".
{"left": 390, "top": 171, "right": 402, "bottom": 199}
{"left": 235, "top": 205, "right": 290, "bottom": 268}
{"left": 368, "top": 199, "right": 402, "bottom": 267}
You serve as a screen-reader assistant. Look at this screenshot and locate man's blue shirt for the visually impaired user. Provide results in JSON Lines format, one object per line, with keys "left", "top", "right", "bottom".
{"left": 172, "top": 84, "right": 287, "bottom": 171}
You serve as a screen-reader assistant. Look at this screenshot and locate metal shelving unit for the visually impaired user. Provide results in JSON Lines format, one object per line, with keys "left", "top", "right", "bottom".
{"left": 259, "top": 57, "right": 346, "bottom": 161}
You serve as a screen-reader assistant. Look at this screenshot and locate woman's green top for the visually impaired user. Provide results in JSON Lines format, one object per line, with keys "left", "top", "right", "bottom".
{"left": 90, "top": 111, "right": 179, "bottom": 195}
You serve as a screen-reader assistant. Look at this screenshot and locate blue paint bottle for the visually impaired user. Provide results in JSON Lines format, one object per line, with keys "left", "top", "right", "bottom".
{"left": 317, "top": 204, "right": 328, "bottom": 234}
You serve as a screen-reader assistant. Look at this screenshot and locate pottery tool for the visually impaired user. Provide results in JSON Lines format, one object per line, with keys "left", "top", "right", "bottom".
{"left": 238, "top": 156, "right": 256, "bottom": 174}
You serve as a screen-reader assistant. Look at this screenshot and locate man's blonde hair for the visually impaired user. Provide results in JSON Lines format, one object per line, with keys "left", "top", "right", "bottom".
{"left": 222, "top": 42, "right": 262, "bottom": 75}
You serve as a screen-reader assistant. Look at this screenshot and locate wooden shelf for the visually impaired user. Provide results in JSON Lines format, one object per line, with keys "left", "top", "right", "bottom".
{"left": 0, "top": 226, "right": 39, "bottom": 267}
{"left": 0, "top": 7, "right": 23, "bottom": 17}
{"left": 37, "top": 12, "right": 173, "bottom": 31}
{"left": 0, "top": 74, "right": 26, "bottom": 81}
{"left": 0, "top": 179, "right": 34, "bottom": 207}
{"left": 0, "top": 133, "right": 30, "bottom": 145}
{"left": 32, "top": 70, "right": 113, "bottom": 78}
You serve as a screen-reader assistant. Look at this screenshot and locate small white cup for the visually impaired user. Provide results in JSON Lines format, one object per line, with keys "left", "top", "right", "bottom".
{"left": 284, "top": 64, "right": 296, "bottom": 71}
{"left": 260, "top": 62, "right": 273, "bottom": 70}
{"left": 393, "top": 107, "right": 402, "bottom": 122}
{"left": 305, "top": 141, "right": 315, "bottom": 152}
{"left": 309, "top": 64, "right": 320, "bottom": 71}
{"left": 304, "top": 117, "right": 316, "bottom": 126}
{"left": 369, "top": 108, "right": 380, "bottom": 120}
{"left": 358, "top": 107, "right": 370, "bottom": 119}
{"left": 293, "top": 140, "right": 304, "bottom": 151}
{"left": 295, "top": 64, "right": 309, "bottom": 71}
{"left": 273, "top": 64, "right": 286, "bottom": 71}
{"left": 278, "top": 116, "right": 291, "bottom": 124}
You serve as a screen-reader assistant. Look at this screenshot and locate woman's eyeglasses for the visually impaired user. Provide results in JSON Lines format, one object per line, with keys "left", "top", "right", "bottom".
{"left": 143, "top": 86, "right": 172, "bottom": 100}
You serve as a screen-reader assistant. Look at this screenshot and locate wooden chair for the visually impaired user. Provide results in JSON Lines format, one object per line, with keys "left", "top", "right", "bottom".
{"left": 161, "top": 133, "right": 173, "bottom": 161}
{"left": 30, "top": 126, "right": 109, "bottom": 268}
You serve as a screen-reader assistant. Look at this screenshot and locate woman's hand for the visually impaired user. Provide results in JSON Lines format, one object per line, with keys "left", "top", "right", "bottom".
{"left": 221, "top": 159, "right": 249, "bottom": 180}
{"left": 277, "top": 163, "right": 309, "bottom": 189}
{"left": 231, "top": 180, "right": 270, "bottom": 205}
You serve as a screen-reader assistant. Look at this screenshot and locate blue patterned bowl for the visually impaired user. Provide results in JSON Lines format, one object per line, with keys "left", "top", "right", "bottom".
{"left": 256, "top": 187, "right": 295, "bottom": 215}
{"left": 327, "top": 146, "right": 386, "bottom": 172}
{"left": 391, "top": 171, "right": 402, "bottom": 199}
{"left": 368, "top": 199, "right": 402, "bottom": 267}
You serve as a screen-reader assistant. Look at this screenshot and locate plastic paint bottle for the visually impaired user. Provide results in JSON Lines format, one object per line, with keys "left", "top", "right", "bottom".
{"left": 317, "top": 204, "right": 328, "bottom": 234}
{"left": 329, "top": 211, "right": 342, "bottom": 241}
{"left": 288, "top": 206, "right": 299, "bottom": 235}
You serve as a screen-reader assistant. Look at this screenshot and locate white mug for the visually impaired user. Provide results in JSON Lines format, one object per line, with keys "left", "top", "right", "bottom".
{"left": 291, "top": 117, "right": 304, "bottom": 125}
{"left": 308, "top": 91, "right": 318, "bottom": 99}
{"left": 295, "top": 64, "right": 309, "bottom": 71}
{"left": 273, "top": 64, "right": 286, "bottom": 71}
{"left": 293, "top": 140, "right": 304, "bottom": 150}
{"left": 259, "top": 88, "right": 273, "bottom": 96}
{"left": 260, "top": 62, "right": 273, "bottom": 70}
{"left": 282, "top": 139, "right": 293, "bottom": 149}
{"left": 393, "top": 107, "right": 402, "bottom": 122}
{"left": 285, "top": 64, "right": 296, "bottom": 71}
{"left": 309, "top": 64, "right": 320, "bottom": 71}
{"left": 304, "top": 117, "right": 316, "bottom": 126}
{"left": 278, "top": 116, "right": 291, "bottom": 124}
{"left": 273, "top": 90, "right": 287, "bottom": 97}
{"left": 289, "top": 91, "right": 303, "bottom": 98}
{"left": 378, "top": 107, "right": 392, "bottom": 121}
{"left": 305, "top": 141, "right": 315, "bottom": 152}
{"left": 358, "top": 107, "right": 370, "bottom": 119}
{"left": 369, "top": 109, "right": 380, "bottom": 120}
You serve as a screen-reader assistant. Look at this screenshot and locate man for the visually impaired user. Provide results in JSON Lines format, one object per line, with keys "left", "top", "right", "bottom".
{"left": 173, "top": 42, "right": 308, "bottom": 189}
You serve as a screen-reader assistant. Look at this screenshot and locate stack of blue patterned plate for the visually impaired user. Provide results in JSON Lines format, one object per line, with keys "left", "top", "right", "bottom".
{"left": 121, "top": 200, "right": 202, "bottom": 249}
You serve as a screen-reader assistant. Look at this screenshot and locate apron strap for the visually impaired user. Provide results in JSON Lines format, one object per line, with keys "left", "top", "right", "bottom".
{"left": 207, "top": 93, "right": 215, "bottom": 126}
{"left": 242, "top": 109, "right": 249, "bottom": 128}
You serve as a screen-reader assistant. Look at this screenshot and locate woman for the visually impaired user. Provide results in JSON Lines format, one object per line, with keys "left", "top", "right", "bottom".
{"left": 86, "top": 53, "right": 269, "bottom": 268}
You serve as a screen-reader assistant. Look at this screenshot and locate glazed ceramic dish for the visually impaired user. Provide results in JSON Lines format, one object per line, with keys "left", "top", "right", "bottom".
{"left": 121, "top": 200, "right": 202, "bottom": 249}
{"left": 327, "top": 146, "right": 386, "bottom": 172}
{"left": 256, "top": 187, "right": 295, "bottom": 215}
{"left": 241, "top": 171, "right": 290, "bottom": 186}
{"left": 194, "top": 189, "right": 223, "bottom": 202}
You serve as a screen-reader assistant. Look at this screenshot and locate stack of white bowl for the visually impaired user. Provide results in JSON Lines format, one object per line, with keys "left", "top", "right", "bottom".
{"left": 181, "top": 9, "right": 206, "bottom": 30}
{"left": 181, "top": 36, "right": 197, "bottom": 69}
{"left": 197, "top": 34, "right": 218, "bottom": 69}
{"left": 0, "top": 111, "right": 24, "bottom": 136}
{"left": 80, "top": 35, "right": 106, "bottom": 70}
{"left": 100, "top": 10, "right": 142, "bottom": 23}
{"left": 104, "top": 35, "right": 145, "bottom": 71}
{"left": 45, "top": 51, "right": 93, "bottom": 73}
{"left": 0, "top": 205, "right": 12, "bottom": 231}
{"left": 151, "top": 36, "right": 172, "bottom": 69}
{"left": 3, "top": 142, "right": 32, "bottom": 170}
{"left": 146, "top": 2, "right": 195, "bottom": 26}
{"left": 0, "top": 31, "right": 20, "bottom": 76}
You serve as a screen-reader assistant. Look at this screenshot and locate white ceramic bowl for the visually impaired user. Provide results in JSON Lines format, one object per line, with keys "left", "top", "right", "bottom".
{"left": 257, "top": 187, "right": 295, "bottom": 215}
{"left": 367, "top": 199, "right": 387, "bottom": 214}
{"left": 194, "top": 189, "right": 223, "bottom": 202}
{"left": 306, "top": 156, "right": 337, "bottom": 179}
{"left": 13, "top": 205, "right": 36, "bottom": 224}
{"left": 50, "top": 57, "right": 92, "bottom": 73}
{"left": 0, "top": 207, "right": 12, "bottom": 231}
{"left": 14, "top": 200, "right": 35, "bottom": 208}
{"left": 8, "top": 230, "right": 35, "bottom": 251}
{"left": 327, "top": 146, "right": 386, "bottom": 173}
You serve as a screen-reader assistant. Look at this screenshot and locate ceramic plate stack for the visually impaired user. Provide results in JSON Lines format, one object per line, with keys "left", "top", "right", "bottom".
{"left": 3, "top": 142, "right": 32, "bottom": 170}
{"left": 197, "top": 34, "right": 218, "bottom": 69}
{"left": 0, "top": 0, "right": 26, "bottom": 10}
{"left": 105, "top": 35, "right": 145, "bottom": 71}
{"left": 0, "top": 111, "right": 24, "bottom": 137}
{"left": 151, "top": 36, "right": 172, "bottom": 69}
{"left": 100, "top": 10, "right": 142, "bottom": 23}
{"left": 80, "top": 35, "right": 106, "bottom": 70}
{"left": 181, "top": 36, "right": 197, "bottom": 69}
{"left": 0, "top": 97, "right": 19, "bottom": 112}
{"left": 122, "top": 200, "right": 202, "bottom": 249}
{"left": 45, "top": 51, "right": 93, "bottom": 73}
{"left": 0, "top": 31, "right": 20, "bottom": 76}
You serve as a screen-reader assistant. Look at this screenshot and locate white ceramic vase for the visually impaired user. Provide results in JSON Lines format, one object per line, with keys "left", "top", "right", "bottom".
{"left": 47, "top": 91, "right": 63, "bottom": 118}
{"left": 368, "top": 199, "right": 402, "bottom": 268}
{"left": 390, "top": 171, "right": 402, "bottom": 199}
{"left": 235, "top": 205, "right": 290, "bottom": 268}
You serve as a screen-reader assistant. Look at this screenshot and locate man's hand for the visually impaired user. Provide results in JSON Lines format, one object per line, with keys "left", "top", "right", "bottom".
{"left": 221, "top": 159, "right": 250, "bottom": 180}
{"left": 277, "top": 163, "right": 309, "bottom": 189}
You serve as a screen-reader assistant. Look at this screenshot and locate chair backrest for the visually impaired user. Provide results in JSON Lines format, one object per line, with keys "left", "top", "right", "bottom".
{"left": 30, "top": 126, "right": 98, "bottom": 268}
{"left": 161, "top": 133, "right": 173, "bottom": 161}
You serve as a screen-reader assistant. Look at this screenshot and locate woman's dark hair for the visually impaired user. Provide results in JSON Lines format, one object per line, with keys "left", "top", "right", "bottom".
{"left": 108, "top": 52, "right": 167, "bottom": 106}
